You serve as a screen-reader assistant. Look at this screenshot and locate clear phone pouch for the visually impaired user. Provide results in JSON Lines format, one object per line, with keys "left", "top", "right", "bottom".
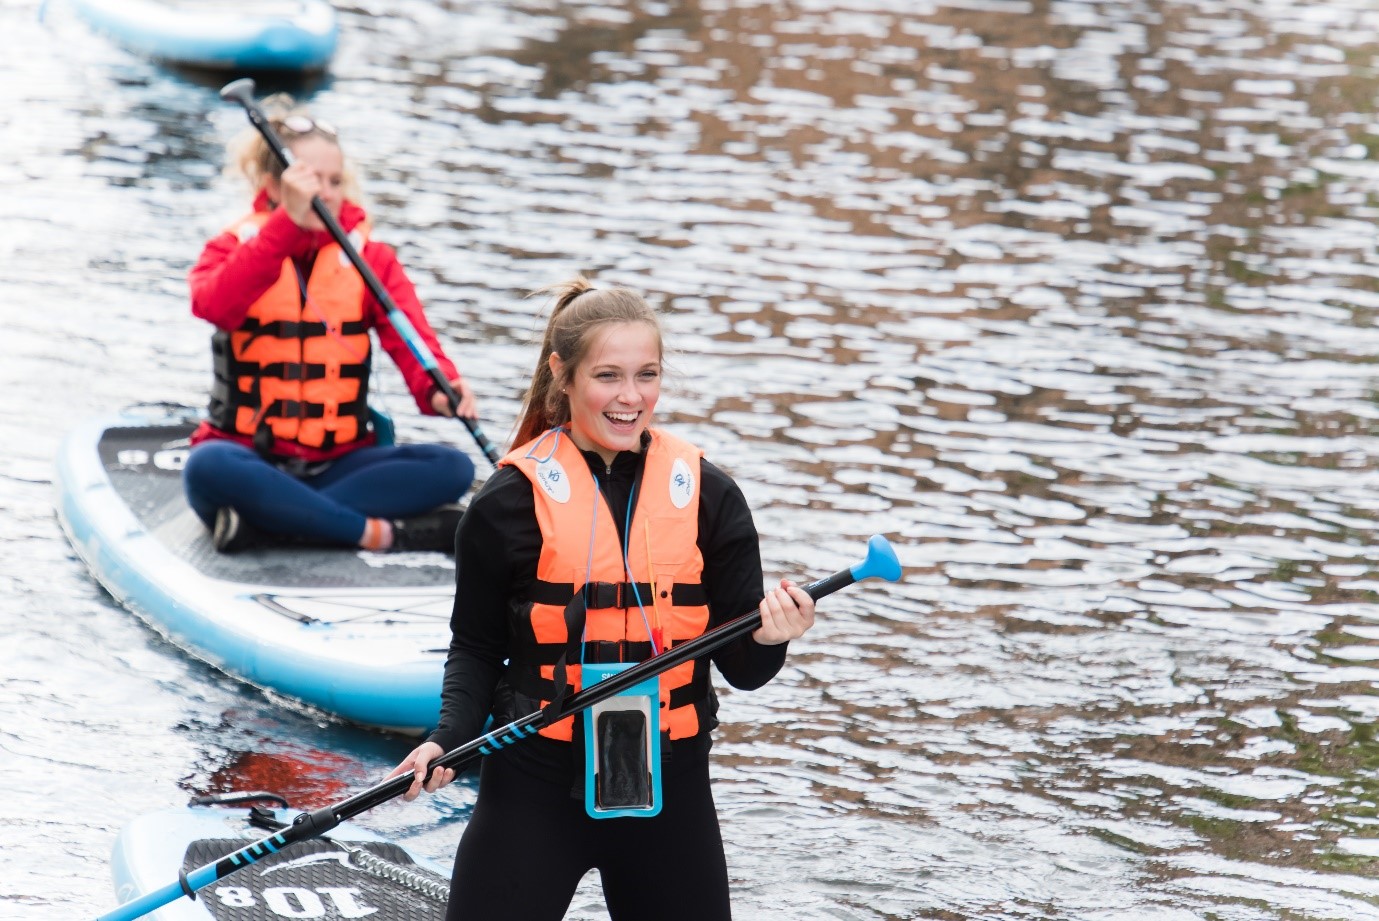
{"left": 582, "top": 662, "right": 662, "bottom": 819}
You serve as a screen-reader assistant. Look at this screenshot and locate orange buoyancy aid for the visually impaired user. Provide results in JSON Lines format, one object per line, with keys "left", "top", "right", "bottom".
{"left": 501, "top": 427, "right": 713, "bottom": 742}
{"left": 208, "top": 211, "right": 373, "bottom": 452}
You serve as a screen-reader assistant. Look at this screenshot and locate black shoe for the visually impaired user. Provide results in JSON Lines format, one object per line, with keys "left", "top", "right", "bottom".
{"left": 390, "top": 505, "right": 464, "bottom": 553}
{"left": 212, "top": 506, "right": 259, "bottom": 554}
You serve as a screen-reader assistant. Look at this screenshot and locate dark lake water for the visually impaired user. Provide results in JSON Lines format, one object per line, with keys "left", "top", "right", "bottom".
{"left": 7, "top": 0, "right": 1379, "bottom": 918}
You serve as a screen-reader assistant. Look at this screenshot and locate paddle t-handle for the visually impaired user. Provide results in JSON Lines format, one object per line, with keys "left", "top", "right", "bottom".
{"left": 94, "top": 534, "right": 902, "bottom": 921}
{"left": 217, "top": 78, "right": 501, "bottom": 467}
{"left": 800, "top": 533, "right": 902, "bottom": 601}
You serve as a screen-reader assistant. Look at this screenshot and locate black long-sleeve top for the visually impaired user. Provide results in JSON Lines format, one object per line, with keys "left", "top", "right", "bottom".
{"left": 426, "top": 440, "right": 788, "bottom": 785}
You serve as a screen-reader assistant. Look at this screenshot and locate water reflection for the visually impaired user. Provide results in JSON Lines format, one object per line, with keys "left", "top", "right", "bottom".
{"left": 180, "top": 713, "right": 385, "bottom": 811}
{"left": 9, "top": 0, "right": 1379, "bottom": 917}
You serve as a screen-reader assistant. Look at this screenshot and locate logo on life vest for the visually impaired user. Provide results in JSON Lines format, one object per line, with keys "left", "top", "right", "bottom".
{"left": 535, "top": 458, "right": 572, "bottom": 503}
{"left": 669, "top": 458, "right": 695, "bottom": 509}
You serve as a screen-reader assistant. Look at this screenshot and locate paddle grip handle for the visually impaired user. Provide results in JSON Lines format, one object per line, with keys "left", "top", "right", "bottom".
{"left": 801, "top": 568, "right": 856, "bottom": 601}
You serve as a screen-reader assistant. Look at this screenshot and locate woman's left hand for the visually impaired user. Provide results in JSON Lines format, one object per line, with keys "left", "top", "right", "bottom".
{"left": 752, "top": 579, "right": 816, "bottom": 645}
{"left": 431, "top": 376, "right": 478, "bottom": 420}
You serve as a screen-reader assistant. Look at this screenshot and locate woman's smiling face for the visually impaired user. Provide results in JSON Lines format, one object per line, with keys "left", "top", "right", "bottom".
{"left": 552, "top": 321, "right": 661, "bottom": 465}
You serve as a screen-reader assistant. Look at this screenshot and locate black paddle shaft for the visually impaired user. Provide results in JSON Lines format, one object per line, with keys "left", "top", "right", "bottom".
{"left": 270, "top": 564, "right": 856, "bottom": 845}
{"left": 218, "top": 78, "right": 500, "bottom": 467}
{"left": 97, "top": 539, "right": 895, "bottom": 919}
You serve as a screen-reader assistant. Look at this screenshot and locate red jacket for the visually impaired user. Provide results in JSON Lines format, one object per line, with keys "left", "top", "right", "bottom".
{"left": 188, "top": 191, "right": 460, "bottom": 461}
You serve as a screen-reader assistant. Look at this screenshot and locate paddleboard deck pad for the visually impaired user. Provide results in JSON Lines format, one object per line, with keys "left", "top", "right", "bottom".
{"left": 113, "top": 799, "right": 448, "bottom": 920}
{"left": 57, "top": 407, "right": 454, "bottom": 734}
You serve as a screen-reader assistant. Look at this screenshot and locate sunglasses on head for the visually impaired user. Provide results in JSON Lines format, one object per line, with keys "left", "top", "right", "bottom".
{"left": 274, "top": 114, "right": 337, "bottom": 138}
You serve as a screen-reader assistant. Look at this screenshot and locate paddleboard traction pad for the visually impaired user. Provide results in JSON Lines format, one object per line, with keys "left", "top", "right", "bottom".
{"left": 99, "top": 420, "right": 452, "bottom": 590}
{"left": 183, "top": 837, "right": 447, "bottom": 919}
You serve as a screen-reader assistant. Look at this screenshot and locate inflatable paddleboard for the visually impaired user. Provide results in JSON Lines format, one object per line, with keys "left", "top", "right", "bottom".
{"left": 68, "top": 0, "right": 338, "bottom": 73}
{"left": 56, "top": 407, "right": 453, "bottom": 735}
{"left": 110, "top": 794, "right": 448, "bottom": 920}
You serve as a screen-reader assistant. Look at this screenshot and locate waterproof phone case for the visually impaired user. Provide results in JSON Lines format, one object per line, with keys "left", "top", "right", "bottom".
{"left": 582, "top": 662, "right": 662, "bottom": 819}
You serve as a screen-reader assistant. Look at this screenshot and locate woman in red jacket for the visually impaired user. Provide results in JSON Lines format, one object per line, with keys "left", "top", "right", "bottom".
{"left": 184, "top": 97, "right": 478, "bottom": 553}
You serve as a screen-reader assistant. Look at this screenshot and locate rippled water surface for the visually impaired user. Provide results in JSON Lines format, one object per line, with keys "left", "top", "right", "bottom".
{"left": 7, "top": 0, "right": 1379, "bottom": 917}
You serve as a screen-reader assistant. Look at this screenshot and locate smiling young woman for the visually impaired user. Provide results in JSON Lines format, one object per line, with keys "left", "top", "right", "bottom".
{"left": 551, "top": 319, "right": 662, "bottom": 465}
{"left": 388, "top": 276, "right": 818, "bottom": 921}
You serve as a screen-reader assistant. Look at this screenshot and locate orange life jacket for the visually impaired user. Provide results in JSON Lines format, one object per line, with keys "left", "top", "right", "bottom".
{"left": 208, "top": 211, "right": 372, "bottom": 452}
{"left": 500, "top": 427, "right": 713, "bottom": 742}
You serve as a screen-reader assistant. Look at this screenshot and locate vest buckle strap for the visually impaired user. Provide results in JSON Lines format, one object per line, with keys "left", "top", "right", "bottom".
{"left": 272, "top": 399, "right": 303, "bottom": 419}
{"left": 263, "top": 400, "right": 330, "bottom": 420}
{"left": 583, "top": 581, "right": 619, "bottom": 609}
{"left": 584, "top": 581, "right": 653, "bottom": 609}
{"left": 243, "top": 319, "right": 328, "bottom": 339}
{"left": 261, "top": 361, "right": 308, "bottom": 381}
{"left": 529, "top": 579, "right": 709, "bottom": 609}
{"left": 583, "top": 640, "right": 656, "bottom": 664}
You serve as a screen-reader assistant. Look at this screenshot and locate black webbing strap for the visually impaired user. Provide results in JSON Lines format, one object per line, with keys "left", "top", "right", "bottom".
{"left": 538, "top": 592, "right": 588, "bottom": 724}
{"left": 528, "top": 580, "right": 707, "bottom": 610}
{"left": 253, "top": 361, "right": 369, "bottom": 382}
{"left": 260, "top": 395, "right": 369, "bottom": 420}
{"left": 525, "top": 577, "right": 714, "bottom": 722}
{"left": 238, "top": 318, "right": 369, "bottom": 338}
{"left": 511, "top": 639, "right": 709, "bottom": 709}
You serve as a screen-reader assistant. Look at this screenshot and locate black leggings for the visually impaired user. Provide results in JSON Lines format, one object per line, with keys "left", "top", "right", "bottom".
{"left": 446, "top": 754, "right": 731, "bottom": 921}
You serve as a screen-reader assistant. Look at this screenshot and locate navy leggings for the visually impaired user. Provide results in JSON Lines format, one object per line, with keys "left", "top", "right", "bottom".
{"left": 182, "top": 439, "right": 474, "bottom": 545}
{"left": 447, "top": 755, "right": 731, "bottom": 921}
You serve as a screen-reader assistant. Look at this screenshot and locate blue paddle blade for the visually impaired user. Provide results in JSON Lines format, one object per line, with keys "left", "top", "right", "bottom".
{"left": 850, "top": 534, "right": 902, "bottom": 584}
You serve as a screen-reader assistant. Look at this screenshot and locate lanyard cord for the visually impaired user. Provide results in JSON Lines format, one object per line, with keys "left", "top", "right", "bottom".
{"left": 584, "top": 467, "right": 659, "bottom": 663}
{"left": 643, "top": 519, "right": 667, "bottom": 653}
{"left": 579, "top": 479, "right": 601, "bottom": 664}
{"left": 293, "top": 261, "right": 370, "bottom": 362}
{"left": 620, "top": 474, "right": 660, "bottom": 656}
{"left": 524, "top": 426, "right": 564, "bottom": 463}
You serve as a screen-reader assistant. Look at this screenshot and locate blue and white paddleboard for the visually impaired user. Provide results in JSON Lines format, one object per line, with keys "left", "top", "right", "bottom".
{"left": 111, "top": 796, "right": 449, "bottom": 920}
{"left": 68, "top": 0, "right": 338, "bottom": 73}
{"left": 56, "top": 407, "right": 453, "bottom": 735}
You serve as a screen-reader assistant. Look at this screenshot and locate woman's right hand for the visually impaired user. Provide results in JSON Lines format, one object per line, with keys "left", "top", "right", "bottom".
{"left": 277, "top": 160, "right": 324, "bottom": 230}
{"left": 387, "top": 741, "right": 454, "bottom": 801}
